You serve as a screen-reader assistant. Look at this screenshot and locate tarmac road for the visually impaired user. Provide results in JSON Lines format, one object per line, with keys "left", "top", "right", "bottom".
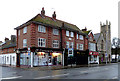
{"left": 1, "top": 63, "right": 119, "bottom": 81}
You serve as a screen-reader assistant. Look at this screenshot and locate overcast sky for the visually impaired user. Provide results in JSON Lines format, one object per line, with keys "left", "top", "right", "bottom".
{"left": 0, "top": 0, "right": 119, "bottom": 42}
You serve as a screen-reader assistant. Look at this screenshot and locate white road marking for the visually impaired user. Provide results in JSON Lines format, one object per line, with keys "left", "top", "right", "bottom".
{"left": 112, "top": 76, "right": 118, "bottom": 79}
{"left": 35, "top": 73, "right": 69, "bottom": 79}
{"left": 2, "top": 76, "right": 22, "bottom": 79}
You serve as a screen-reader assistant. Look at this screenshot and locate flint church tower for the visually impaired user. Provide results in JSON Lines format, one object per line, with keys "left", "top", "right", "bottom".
{"left": 100, "top": 20, "right": 111, "bottom": 62}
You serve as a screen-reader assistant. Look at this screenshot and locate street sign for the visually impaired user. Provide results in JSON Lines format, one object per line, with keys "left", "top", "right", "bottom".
{"left": 28, "top": 53, "right": 30, "bottom": 55}
{"left": 68, "top": 48, "right": 74, "bottom": 57}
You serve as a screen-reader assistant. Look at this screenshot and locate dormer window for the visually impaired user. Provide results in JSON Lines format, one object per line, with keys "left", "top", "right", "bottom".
{"left": 38, "top": 25, "right": 46, "bottom": 33}
{"left": 23, "top": 27, "right": 27, "bottom": 34}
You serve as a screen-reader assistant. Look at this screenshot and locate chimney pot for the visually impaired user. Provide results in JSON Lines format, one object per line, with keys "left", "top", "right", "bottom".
{"left": 41, "top": 7, "right": 45, "bottom": 16}
{"left": 52, "top": 11, "right": 56, "bottom": 19}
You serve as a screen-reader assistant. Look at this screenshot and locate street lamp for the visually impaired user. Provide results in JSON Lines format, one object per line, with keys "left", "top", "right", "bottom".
{"left": 16, "top": 49, "right": 20, "bottom": 67}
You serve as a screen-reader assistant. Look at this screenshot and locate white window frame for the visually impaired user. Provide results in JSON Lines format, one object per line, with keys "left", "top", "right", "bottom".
{"left": 23, "top": 27, "right": 27, "bottom": 34}
{"left": 79, "top": 35, "right": 83, "bottom": 40}
{"left": 77, "top": 34, "right": 79, "bottom": 39}
{"left": 23, "top": 39, "right": 27, "bottom": 47}
{"left": 70, "top": 32, "right": 74, "bottom": 37}
{"left": 77, "top": 43, "right": 79, "bottom": 49}
{"left": 66, "top": 31, "right": 69, "bottom": 37}
{"left": 66, "top": 41, "right": 69, "bottom": 48}
{"left": 53, "top": 40, "right": 59, "bottom": 48}
{"left": 38, "top": 38, "right": 46, "bottom": 47}
{"left": 79, "top": 44, "right": 84, "bottom": 50}
{"left": 53, "top": 29, "right": 59, "bottom": 35}
{"left": 38, "top": 25, "right": 46, "bottom": 33}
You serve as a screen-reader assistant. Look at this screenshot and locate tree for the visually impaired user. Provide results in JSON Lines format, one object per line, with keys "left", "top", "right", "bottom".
{"left": 112, "top": 37, "right": 120, "bottom": 62}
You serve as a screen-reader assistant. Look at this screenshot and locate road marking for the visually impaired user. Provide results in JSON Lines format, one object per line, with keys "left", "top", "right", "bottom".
{"left": 112, "top": 76, "right": 118, "bottom": 79}
{"left": 2, "top": 76, "right": 22, "bottom": 79}
{"left": 35, "top": 73, "right": 69, "bottom": 79}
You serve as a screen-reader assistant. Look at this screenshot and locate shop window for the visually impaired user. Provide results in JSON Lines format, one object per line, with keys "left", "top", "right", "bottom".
{"left": 23, "top": 39, "right": 27, "bottom": 47}
{"left": 38, "top": 25, "right": 46, "bottom": 33}
{"left": 66, "top": 41, "right": 69, "bottom": 48}
{"left": 53, "top": 28, "right": 59, "bottom": 35}
{"left": 38, "top": 38, "right": 46, "bottom": 47}
{"left": 7, "top": 57, "right": 9, "bottom": 62}
{"left": 53, "top": 40, "right": 59, "bottom": 48}
{"left": 23, "top": 27, "right": 27, "bottom": 34}
{"left": 66, "top": 31, "right": 69, "bottom": 37}
{"left": 13, "top": 56, "right": 15, "bottom": 62}
{"left": 70, "top": 32, "right": 74, "bottom": 37}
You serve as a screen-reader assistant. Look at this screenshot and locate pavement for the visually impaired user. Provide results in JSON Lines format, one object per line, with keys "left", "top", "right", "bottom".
{"left": 17, "top": 63, "right": 116, "bottom": 71}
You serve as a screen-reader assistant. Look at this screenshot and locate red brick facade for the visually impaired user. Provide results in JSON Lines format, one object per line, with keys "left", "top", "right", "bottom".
{"left": 16, "top": 25, "right": 87, "bottom": 51}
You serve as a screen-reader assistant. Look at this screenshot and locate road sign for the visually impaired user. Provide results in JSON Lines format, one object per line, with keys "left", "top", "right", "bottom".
{"left": 68, "top": 48, "right": 74, "bottom": 57}
{"left": 105, "top": 53, "right": 107, "bottom": 57}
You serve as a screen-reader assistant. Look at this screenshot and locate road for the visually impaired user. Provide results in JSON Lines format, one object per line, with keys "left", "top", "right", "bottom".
{"left": 1, "top": 63, "right": 119, "bottom": 80}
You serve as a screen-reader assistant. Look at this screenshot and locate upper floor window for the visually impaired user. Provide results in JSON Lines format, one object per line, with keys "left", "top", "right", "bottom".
{"left": 89, "top": 43, "right": 96, "bottom": 51}
{"left": 77, "top": 43, "right": 84, "bottom": 50}
{"left": 66, "top": 31, "right": 69, "bottom": 37}
{"left": 79, "top": 35, "right": 83, "bottom": 40}
{"left": 38, "top": 25, "right": 46, "bottom": 33}
{"left": 70, "top": 32, "right": 74, "bottom": 37}
{"left": 38, "top": 38, "right": 46, "bottom": 47}
{"left": 18, "top": 30, "right": 20, "bottom": 35}
{"left": 23, "top": 39, "right": 27, "bottom": 47}
{"left": 23, "top": 27, "right": 27, "bottom": 34}
{"left": 79, "top": 44, "right": 84, "bottom": 50}
{"left": 66, "top": 41, "right": 69, "bottom": 48}
{"left": 77, "top": 44, "right": 79, "bottom": 49}
{"left": 89, "top": 36, "right": 93, "bottom": 41}
{"left": 53, "top": 29, "right": 59, "bottom": 35}
{"left": 53, "top": 40, "right": 59, "bottom": 48}
{"left": 70, "top": 42, "right": 74, "bottom": 48}
{"left": 77, "top": 34, "right": 79, "bottom": 39}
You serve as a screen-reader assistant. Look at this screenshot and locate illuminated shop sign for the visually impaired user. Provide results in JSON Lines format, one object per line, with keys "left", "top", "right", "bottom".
{"left": 89, "top": 51, "right": 99, "bottom": 55}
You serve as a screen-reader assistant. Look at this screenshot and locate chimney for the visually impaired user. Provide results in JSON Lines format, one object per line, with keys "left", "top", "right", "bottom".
{"left": 52, "top": 11, "right": 56, "bottom": 19}
{"left": 41, "top": 7, "right": 45, "bottom": 16}
{"left": 5, "top": 37, "right": 9, "bottom": 42}
{"left": 11, "top": 35, "right": 16, "bottom": 44}
{"left": 82, "top": 27, "right": 87, "bottom": 31}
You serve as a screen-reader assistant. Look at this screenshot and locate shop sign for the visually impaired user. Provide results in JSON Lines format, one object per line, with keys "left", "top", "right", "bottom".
{"left": 68, "top": 48, "right": 73, "bottom": 57}
{"left": 89, "top": 51, "right": 99, "bottom": 55}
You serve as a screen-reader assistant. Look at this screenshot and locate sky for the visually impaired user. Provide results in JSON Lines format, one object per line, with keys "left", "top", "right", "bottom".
{"left": 0, "top": 0, "right": 119, "bottom": 42}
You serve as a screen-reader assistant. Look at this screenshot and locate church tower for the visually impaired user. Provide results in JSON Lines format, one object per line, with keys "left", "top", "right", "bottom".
{"left": 100, "top": 20, "right": 111, "bottom": 62}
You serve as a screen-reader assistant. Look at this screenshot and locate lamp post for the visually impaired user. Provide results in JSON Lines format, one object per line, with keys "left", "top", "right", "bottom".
{"left": 16, "top": 49, "right": 20, "bottom": 67}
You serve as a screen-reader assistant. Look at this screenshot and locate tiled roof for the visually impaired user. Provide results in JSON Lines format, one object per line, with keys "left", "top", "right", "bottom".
{"left": 15, "top": 14, "right": 85, "bottom": 34}
{"left": 94, "top": 33, "right": 100, "bottom": 42}
{"left": 2, "top": 43, "right": 16, "bottom": 49}
{"left": 83, "top": 30, "right": 91, "bottom": 35}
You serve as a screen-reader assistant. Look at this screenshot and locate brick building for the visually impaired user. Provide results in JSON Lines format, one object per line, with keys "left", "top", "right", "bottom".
{"left": 0, "top": 35, "right": 16, "bottom": 66}
{"left": 14, "top": 8, "right": 89, "bottom": 67}
{"left": 82, "top": 28, "right": 99, "bottom": 64}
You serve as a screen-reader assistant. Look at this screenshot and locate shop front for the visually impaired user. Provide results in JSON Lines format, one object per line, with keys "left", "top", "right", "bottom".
{"left": 20, "top": 52, "right": 31, "bottom": 66}
{"left": 88, "top": 51, "right": 99, "bottom": 64}
{"left": 33, "top": 51, "right": 62, "bottom": 66}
